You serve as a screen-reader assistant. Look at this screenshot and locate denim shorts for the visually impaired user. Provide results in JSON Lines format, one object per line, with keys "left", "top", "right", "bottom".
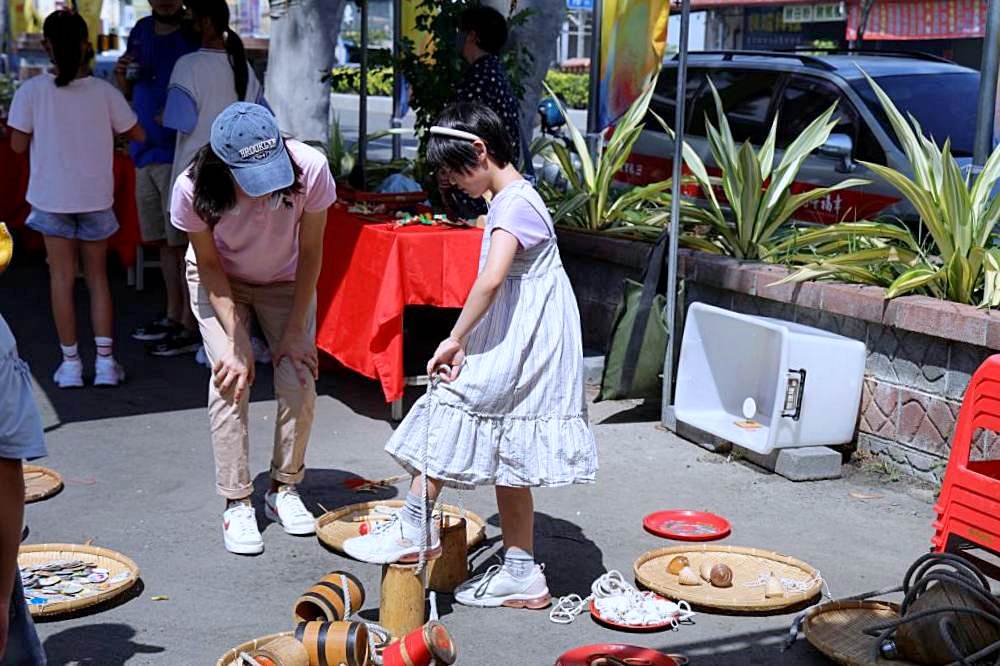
{"left": 26, "top": 208, "right": 119, "bottom": 242}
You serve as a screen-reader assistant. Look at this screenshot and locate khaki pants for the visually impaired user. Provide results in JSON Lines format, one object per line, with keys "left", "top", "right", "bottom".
{"left": 187, "top": 262, "right": 316, "bottom": 499}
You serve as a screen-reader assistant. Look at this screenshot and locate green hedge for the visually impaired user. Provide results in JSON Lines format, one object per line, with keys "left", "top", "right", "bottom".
{"left": 328, "top": 67, "right": 589, "bottom": 110}
{"left": 327, "top": 66, "right": 394, "bottom": 97}
{"left": 544, "top": 70, "right": 588, "bottom": 110}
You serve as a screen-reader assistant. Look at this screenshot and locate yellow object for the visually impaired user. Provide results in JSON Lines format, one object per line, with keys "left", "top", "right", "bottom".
{"left": 401, "top": 1, "right": 434, "bottom": 57}
{"left": 0, "top": 223, "right": 12, "bottom": 275}
{"left": 75, "top": 0, "right": 104, "bottom": 48}
{"left": 9, "top": 0, "right": 42, "bottom": 40}
{"left": 597, "top": 0, "right": 670, "bottom": 128}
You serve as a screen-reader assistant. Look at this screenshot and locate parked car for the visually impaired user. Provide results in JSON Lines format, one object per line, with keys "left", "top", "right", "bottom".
{"left": 628, "top": 50, "right": 981, "bottom": 225}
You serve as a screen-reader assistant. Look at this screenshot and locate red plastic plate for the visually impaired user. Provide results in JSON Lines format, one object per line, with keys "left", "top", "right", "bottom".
{"left": 588, "top": 597, "right": 677, "bottom": 633}
{"left": 642, "top": 509, "right": 732, "bottom": 541}
{"left": 555, "top": 643, "right": 680, "bottom": 666}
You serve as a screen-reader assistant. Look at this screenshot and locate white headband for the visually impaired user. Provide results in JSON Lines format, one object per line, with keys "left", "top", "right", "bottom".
{"left": 429, "top": 126, "right": 482, "bottom": 142}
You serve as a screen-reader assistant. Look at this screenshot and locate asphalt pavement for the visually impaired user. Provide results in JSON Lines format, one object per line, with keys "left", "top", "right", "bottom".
{"left": 0, "top": 257, "right": 940, "bottom": 665}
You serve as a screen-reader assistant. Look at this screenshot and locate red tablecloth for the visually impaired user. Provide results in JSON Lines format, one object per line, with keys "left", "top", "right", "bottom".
{"left": 0, "top": 136, "right": 141, "bottom": 268}
{"left": 316, "top": 205, "right": 484, "bottom": 402}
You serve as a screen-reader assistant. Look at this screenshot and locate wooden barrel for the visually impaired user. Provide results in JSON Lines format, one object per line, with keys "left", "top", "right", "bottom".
{"left": 428, "top": 518, "right": 468, "bottom": 594}
{"left": 380, "top": 563, "right": 426, "bottom": 640}
{"left": 252, "top": 635, "right": 309, "bottom": 666}
{"left": 381, "top": 621, "right": 457, "bottom": 666}
{"left": 294, "top": 621, "right": 369, "bottom": 666}
{"left": 293, "top": 571, "right": 365, "bottom": 624}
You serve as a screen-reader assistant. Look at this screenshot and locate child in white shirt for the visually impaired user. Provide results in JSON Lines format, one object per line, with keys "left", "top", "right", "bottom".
{"left": 7, "top": 10, "right": 144, "bottom": 388}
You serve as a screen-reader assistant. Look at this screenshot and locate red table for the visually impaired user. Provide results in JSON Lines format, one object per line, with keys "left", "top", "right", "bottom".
{"left": 0, "top": 135, "right": 141, "bottom": 268}
{"left": 316, "top": 205, "right": 484, "bottom": 403}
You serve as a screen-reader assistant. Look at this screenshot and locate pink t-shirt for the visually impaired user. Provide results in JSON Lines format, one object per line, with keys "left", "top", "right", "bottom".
{"left": 8, "top": 74, "right": 137, "bottom": 213}
{"left": 171, "top": 140, "right": 336, "bottom": 284}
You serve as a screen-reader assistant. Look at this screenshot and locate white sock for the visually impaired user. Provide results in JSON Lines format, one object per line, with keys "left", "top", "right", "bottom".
{"left": 95, "top": 336, "right": 113, "bottom": 359}
{"left": 60, "top": 343, "right": 79, "bottom": 363}
{"left": 503, "top": 547, "right": 535, "bottom": 580}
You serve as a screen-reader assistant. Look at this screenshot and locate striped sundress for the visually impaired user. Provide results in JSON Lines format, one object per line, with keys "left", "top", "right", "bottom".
{"left": 384, "top": 180, "right": 598, "bottom": 489}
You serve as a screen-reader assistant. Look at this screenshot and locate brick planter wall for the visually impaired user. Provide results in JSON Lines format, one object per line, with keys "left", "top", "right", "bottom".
{"left": 557, "top": 229, "right": 652, "bottom": 350}
{"left": 681, "top": 250, "right": 1000, "bottom": 482}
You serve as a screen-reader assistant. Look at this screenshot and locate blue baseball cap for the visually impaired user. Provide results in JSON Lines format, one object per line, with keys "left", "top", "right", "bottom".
{"left": 210, "top": 102, "right": 294, "bottom": 197}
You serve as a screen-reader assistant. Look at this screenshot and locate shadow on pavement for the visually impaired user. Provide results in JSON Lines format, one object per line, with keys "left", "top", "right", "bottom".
{"left": 42, "top": 622, "right": 165, "bottom": 665}
{"left": 250, "top": 468, "right": 400, "bottom": 532}
{"left": 480, "top": 512, "right": 607, "bottom": 599}
{"left": 651, "top": 626, "right": 814, "bottom": 665}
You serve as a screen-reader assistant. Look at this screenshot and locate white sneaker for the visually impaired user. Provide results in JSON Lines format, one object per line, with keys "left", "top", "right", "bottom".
{"left": 94, "top": 357, "right": 125, "bottom": 387}
{"left": 264, "top": 485, "right": 316, "bottom": 536}
{"left": 53, "top": 359, "right": 84, "bottom": 389}
{"left": 342, "top": 513, "right": 441, "bottom": 564}
{"left": 454, "top": 564, "right": 551, "bottom": 609}
{"left": 223, "top": 501, "right": 264, "bottom": 555}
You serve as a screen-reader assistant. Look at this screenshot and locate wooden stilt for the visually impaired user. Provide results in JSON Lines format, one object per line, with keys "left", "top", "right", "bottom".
{"left": 428, "top": 517, "right": 468, "bottom": 594}
{"left": 380, "top": 563, "right": 426, "bottom": 640}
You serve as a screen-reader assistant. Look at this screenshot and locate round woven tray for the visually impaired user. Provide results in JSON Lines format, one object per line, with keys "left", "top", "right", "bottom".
{"left": 18, "top": 543, "right": 140, "bottom": 618}
{"left": 23, "top": 465, "right": 63, "bottom": 503}
{"left": 803, "top": 600, "right": 914, "bottom": 666}
{"left": 634, "top": 545, "right": 822, "bottom": 613}
{"left": 216, "top": 632, "right": 295, "bottom": 666}
{"left": 317, "top": 500, "right": 486, "bottom": 554}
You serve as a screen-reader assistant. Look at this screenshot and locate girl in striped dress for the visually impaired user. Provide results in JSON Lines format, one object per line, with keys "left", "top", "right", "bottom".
{"left": 344, "top": 102, "right": 598, "bottom": 610}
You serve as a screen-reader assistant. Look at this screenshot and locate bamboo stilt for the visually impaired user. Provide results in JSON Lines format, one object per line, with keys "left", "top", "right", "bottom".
{"left": 428, "top": 517, "right": 468, "bottom": 594}
{"left": 380, "top": 563, "right": 426, "bottom": 640}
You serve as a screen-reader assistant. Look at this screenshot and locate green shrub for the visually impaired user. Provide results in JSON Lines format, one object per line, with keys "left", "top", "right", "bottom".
{"left": 326, "top": 66, "right": 394, "bottom": 96}
{"left": 544, "top": 70, "right": 588, "bottom": 109}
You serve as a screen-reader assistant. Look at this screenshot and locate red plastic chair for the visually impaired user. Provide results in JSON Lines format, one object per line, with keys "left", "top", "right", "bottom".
{"left": 932, "top": 355, "right": 1000, "bottom": 559}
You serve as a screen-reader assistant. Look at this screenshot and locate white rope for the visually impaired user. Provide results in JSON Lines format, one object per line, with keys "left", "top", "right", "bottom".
{"left": 743, "top": 571, "right": 825, "bottom": 595}
{"left": 549, "top": 571, "right": 694, "bottom": 629}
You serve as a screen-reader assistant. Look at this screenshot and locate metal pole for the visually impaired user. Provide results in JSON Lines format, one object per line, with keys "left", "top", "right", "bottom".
{"left": 585, "top": 0, "right": 603, "bottom": 156}
{"left": 359, "top": 0, "right": 369, "bottom": 183}
{"left": 662, "top": 0, "right": 691, "bottom": 430}
{"left": 391, "top": 0, "right": 402, "bottom": 161}
{"left": 974, "top": 0, "right": 1000, "bottom": 166}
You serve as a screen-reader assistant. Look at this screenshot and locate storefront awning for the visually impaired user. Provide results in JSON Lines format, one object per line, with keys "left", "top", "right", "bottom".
{"left": 672, "top": 0, "right": 816, "bottom": 8}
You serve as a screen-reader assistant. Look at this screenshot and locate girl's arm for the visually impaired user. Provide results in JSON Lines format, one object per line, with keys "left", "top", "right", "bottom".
{"left": 120, "top": 122, "right": 145, "bottom": 144}
{"left": 273, "top": 209, "right": 327, "bottom": 386}
{"left": 188, "top": 229, "right": 255, "bottom": 401}
{"left": 9, "top": 129, "right": 30, "bottom": 154}
{"left": 427, "top": 228, "right": 519, "bottom": 380}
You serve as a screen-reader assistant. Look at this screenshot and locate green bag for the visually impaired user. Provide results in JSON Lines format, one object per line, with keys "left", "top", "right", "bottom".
{"left": 598, "top": 224, "right": 672, "bottom": 402}
{"left": 599, "top": 278, "right": 669, "bottom": 401}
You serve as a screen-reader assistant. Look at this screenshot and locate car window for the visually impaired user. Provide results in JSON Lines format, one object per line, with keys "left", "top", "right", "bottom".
{"left": 688, "top": 69, "right": 781, "bottom": 144}
{"left": 850, "top": 72, "right": 978, "bottom": 157}
{"left": 646, "top": 67, "right": 705, "bottom": 135}
{"left": 776, "top": 76, "right": 885, "bottom": 165}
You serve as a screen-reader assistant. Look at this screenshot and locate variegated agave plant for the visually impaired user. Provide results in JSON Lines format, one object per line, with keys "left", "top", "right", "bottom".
{"left": 771, "top": 72, "right": 1000, "bottom": 308}
{"left": 681, "top": 79, "right": 869, "bottom": 260}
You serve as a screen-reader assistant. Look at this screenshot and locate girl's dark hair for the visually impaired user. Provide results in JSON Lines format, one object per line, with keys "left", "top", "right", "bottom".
{"left": 43, "top": 10, "right": 89, "bottom": 87}
{"left": 189, "top": 0, "right": 249, "bottom": 101}
{"left": 427, "top": 102, "right": 514, "bottom": 177}
{"left": 458, "top": 6, "right": 508, "bottom": 55}
{"left": 189, "top": 139, "right": 303, "bottom": 227}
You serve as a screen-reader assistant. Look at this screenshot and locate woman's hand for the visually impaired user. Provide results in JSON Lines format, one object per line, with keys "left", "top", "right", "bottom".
{"left": 213, "top": 335, "right": 255, "bottom": 402}
{"left": 274, "top": 328, "right": 318, "bottom": 387}
{"left": 427, "top": 337, "right": 465, "bottom": 383}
